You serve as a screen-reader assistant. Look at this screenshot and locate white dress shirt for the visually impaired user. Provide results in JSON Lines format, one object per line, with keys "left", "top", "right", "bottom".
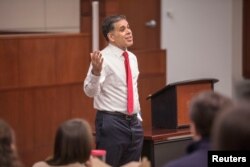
{"left": 83, "top": 44, "right": 140, "bottom": 114}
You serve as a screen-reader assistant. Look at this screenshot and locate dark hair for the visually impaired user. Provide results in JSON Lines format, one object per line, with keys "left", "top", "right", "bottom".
{"left": 102, "top": 15, "right": 127, "bottom": 41}
{"left": 234, "top": 79, "right": 250, "bottom": 102}
{"left": 189, "top": 91, "right": 232, "bottom": 138}
{"left": 213, "top": 103, "right": 250, "bottom": 150}
{"left": 46, "top": 119, "right": 93, "bottom": 165}
{"left": 0, "top": 119, "right": 23, "bottom": 167}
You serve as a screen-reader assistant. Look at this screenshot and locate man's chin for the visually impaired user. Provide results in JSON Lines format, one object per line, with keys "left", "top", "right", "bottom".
{"left": 126, "top": 42, "right": 133, "bottom": 47}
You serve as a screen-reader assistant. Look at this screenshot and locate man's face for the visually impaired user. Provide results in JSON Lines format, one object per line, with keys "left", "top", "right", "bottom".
{"left": 108, "top": 19, "right": 133, "bottom": 50}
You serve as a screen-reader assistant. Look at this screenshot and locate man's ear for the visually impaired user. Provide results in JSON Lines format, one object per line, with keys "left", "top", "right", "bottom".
{"left": 108, "top": 33, "right": 115, "bottom": 42}
{"left": 190, "top": 122, "right": 201, "bottom": 141}
{"left": 11, "top": 143, "right": 16, "bottom": 151}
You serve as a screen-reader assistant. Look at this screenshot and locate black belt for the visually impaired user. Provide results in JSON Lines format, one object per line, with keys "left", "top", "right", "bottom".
{"left": 98, "top": 110, "right": 137, "bottom": 121}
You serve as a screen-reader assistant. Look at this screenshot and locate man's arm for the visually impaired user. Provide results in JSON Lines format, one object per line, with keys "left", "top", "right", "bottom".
{"left": 83, "top": 51, "right": 103, "bottom": 97}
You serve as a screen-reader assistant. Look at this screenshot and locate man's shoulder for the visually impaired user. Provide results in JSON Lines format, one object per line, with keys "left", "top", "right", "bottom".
{"left": 127, "top": 50, "right": 137, "bottom": 61}
{"left": 100, "top": 45, "right": 112, "bottom": 56}
{"left": 32, "top": 161, "right": 49, "bottom": 167}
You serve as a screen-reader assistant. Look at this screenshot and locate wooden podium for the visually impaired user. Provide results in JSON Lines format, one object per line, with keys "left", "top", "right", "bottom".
{"left": 147, "top": 78, "right": 218, "bottom": 129}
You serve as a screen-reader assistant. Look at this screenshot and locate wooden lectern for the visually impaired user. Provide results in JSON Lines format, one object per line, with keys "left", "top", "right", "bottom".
{"left": 147, "top": 78, "right": 218, "bottom": 129}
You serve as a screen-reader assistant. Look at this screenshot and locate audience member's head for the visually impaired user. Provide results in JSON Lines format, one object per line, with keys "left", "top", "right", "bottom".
{"left": 234, "top": 79, "right": 250, "bottom": 102}
{"left": 212, "top": 103, "right": 250, "bottom": 150}
{"left": 45, "top": 118, "right": 93, "bottom": 166}
{"left": 189, "top": 91, "right": 232, "bottom": 140}
{"left": 0, "top": 119, "right": 23, "bottom": 167}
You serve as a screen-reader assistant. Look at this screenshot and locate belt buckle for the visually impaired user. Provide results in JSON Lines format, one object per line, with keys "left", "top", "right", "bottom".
{"left": 125, "top": 115, "right": 132, "bottom": 121}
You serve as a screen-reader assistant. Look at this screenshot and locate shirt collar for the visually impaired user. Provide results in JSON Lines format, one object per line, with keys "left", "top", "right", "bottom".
{"left": 108, "top": 43, "right": 127, "bottom": 57}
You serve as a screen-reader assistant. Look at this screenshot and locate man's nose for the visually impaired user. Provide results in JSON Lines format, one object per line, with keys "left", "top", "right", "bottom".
{"left": 126, "top": 28, "right": 132, "bottom": 34}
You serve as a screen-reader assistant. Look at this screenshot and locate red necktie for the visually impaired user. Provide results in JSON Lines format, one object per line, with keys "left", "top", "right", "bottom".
{"left": 123, "top": 51, "right": 134, "bottom": 114}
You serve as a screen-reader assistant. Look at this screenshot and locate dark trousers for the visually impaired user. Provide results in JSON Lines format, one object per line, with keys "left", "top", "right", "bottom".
{"left": 95, "top": 111, "right": 144, "bottom": 167}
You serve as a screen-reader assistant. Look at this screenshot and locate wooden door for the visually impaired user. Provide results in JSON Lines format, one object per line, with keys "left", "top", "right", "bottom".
{"left": 118, "top": 0, "right": 161, "bottom": 50}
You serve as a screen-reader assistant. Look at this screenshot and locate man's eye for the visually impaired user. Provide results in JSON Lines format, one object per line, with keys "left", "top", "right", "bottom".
{"left": 119, "top": 26, "right": 126, "bottom": 32}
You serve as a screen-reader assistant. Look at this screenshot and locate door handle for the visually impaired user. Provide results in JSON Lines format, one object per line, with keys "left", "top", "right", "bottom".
{"left": 145, "top": 19, "right": 157, "bottom": 28}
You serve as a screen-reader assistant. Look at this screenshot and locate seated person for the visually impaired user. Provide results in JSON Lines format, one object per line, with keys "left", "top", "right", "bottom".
{"left": 234, "top": 79, "right": 250, "bottom": 102}
{"left": 0, "top": 119, "right": 23, "bottom": 167}
{"left": 162, "top": 91, "right": 232, "bottom": 167}
{"left": 212, "top": 103, "right": 250, "bottom": 150}
{"left": 33, "top": 118, "right": 94, "bottom": 167}
{"left": 33, "top": 118, "right": 150, "bottom": 167}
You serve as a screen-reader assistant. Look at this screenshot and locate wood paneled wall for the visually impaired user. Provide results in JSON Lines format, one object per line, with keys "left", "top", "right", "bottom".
{"left": 136, "top": 49, "right": 167, "bottom": 129}
{"left": 0, "top": 33, "right": 96, "bottom": 166}
{"left": 0, "top": 34, "right": 91, "bottom": 88}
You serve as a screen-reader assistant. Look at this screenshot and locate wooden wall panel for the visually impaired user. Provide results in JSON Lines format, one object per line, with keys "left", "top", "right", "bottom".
{"left": 103, "top": 0, "right": 119, "bottom": 15}
{"left": 139, "top": 77, "right": 166, "bottom": 129}
{"left": 135, "top": 49, "right": 166, "bottom": 76}
{"left": 70, "top": 83, "right": 96, "bottom": 129}
{"left": 49, "top": 86, "right": 72, "bottom": 135}
{"left": 80, "top": 0, "right": 92, "bottom": 34}
{"left": 136, "top": 49, "right": 167, "bottom": 129}
{"left": 19, "top": 38, "right": 56, "bottom": 87}
{"left": 0, "top": 90, "right": 20, "bottom": 130}
{"left": 55, "top": 36, "right": 90, "bottom": 83}
{"left": 0, "top": 33, "right": 91, "bottom": 166}
{"left": 33, "top": 86, "right": 71, "bottom": 148}
{"left": 81, "top": 17, "right": 92, "bottom": 34}
{"left": 21, "top": 147, "right": 52, "bottom": 167}
{"left": 0, "top": 39, "right": 19, "bottom": 88}
{"left": 18, "top": 89, "right": 35, "bottom": 153}
{"left": 33, "top": 88, "right": 55, "bottom": 148}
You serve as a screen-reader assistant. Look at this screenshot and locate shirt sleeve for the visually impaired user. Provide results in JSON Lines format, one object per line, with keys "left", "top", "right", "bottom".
{"left": 83, "top": 64, "right": 102, "bottom": 97}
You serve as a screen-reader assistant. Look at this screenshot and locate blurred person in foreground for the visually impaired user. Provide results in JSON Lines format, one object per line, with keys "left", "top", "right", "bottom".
{"left": 33, "top": 119, "right": 93, "bottom": 167}
{"left": 162, "top": 91, "right": 232, "bottom": 167}
{"left": 212, "top": 103, "right": 250, "bottom": 150}
{"left": 33, "top": 118, "right": 149, "bottom": 167}
{"left": 0, "top": 119, "right": 23, "bottom": 167}
{"left": 234, "top": 79, "right": 250, "bottom": 102}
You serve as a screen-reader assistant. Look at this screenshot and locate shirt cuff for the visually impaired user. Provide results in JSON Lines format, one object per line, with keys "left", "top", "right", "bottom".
{"left": 90, "top": 72, "right": 101, "bottom": 81}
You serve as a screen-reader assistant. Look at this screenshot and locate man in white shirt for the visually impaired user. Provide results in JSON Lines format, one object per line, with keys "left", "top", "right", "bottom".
{"left": 83, "top": 15, "right": 143, "bottom": 167}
